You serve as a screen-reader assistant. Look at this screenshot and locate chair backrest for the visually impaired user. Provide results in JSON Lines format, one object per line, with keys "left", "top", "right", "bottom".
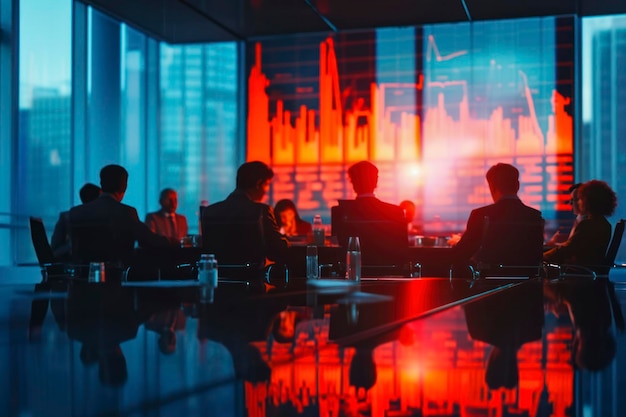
{"left": 332, "top": 203, "right": 409, "bottom": 267}
{"left": 201, "top": 213, "right": 266, "bottom": 270}
{"left": 605, "top": 219, "right": 625, "bottom": 266}
{"left": 70, "top": 220, "right": 133, "bottom": 266}
{"left": 477, "top": 216, "right": 545, "bottom": 277}
{"left": 29, "top": 217, "right": 56, "bottom": 266}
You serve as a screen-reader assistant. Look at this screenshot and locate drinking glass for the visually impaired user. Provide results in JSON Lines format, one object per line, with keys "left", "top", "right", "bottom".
{"left": 306, "top": 245, "right": 319, "bottom": 279}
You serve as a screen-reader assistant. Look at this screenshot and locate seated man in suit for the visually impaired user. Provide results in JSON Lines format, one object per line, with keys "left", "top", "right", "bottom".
{"left": 450, "top": 163, "right": 544, "bottom": 277}
{"left": 331, "top": 161, "right": 408, "bottom": 268}
{"left": 51, "top": 182, "right": 101, "bottom": 260}
{"left": 145, "top": 188, "right": 189, "bottom": 241}
{"left": 201, "top": 161, "right": 289, "bottom": 277}
{"left": 69, "top": 165, "right": 173, "bottom": 270}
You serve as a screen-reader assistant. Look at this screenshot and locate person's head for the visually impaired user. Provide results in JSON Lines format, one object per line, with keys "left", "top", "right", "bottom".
{"left": 98, "top": 346, "right": 128, "bottom": 387}
{"left": 568, "top": 183, "right": 582, "bottom": 215}
{"left": 348, "top": 347, "right": 377, "bottom": 392}
{"left": 159, "top": 188, "right": 178, "bottom": 214}
{"left": 236, "top": 161, "right": 274, "bottom": 202}
{"left": 158, "top": 329, "right": 177, "bottom": 355}
{"left": 577, "top": 180, "right": 617, "bottom": 217}
{"left": 79, "top": 183, "right": 101, "bottom": 204}
{"left": 399, "top": 200, "right": 416, "bottom": 224}
{"left": 574, "top": 329, "right": 616, "bottom": 371}
{"left": 348, "top": 161, "right": 378, "bottom": 195}
{"left": 274, "top": 199, "right": 300, "bottom": 228}
{"left": 270, "top": 310, "right": 300, "bottom": 344}
{"left": 485, "top": 163, "right": 520, "bottom": 202}
{"left": 485, "top": 346, "right": 519, "bottom": 389}
{"left": 99, "top": 164, "right": 128, "bottom": 201}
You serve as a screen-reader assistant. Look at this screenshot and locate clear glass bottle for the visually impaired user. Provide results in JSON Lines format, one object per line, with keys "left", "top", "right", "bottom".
{"left": 345, "top": 236, "right": 361, "bottom": 282}
{"left": 312, "top": 214, "right": 325, "bottom": 246}
{"left": 198, "top": 253, "right": 218, "bottom": 288}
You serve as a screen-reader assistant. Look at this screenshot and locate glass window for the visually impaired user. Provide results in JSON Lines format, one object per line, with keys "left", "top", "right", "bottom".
{"left": 17, "top": 0, "right": 72, "bottom": 264}
{"left": 159, "top": 42, "right": 239, "bottom": 233}
{"left": 582, "top": 15, "right": 626, "bottom": 262}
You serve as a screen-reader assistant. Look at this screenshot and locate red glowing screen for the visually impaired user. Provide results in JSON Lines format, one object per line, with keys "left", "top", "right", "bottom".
{"left": 246, "top": 17, "right": 574, "bottom": 232}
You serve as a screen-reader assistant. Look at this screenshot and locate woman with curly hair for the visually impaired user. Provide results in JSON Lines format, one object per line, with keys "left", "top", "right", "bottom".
{"left": 544, "top": 180, "right": 618, "bottom": 267}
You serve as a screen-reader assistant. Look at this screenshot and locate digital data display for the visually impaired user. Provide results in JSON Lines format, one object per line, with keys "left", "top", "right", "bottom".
{"left": 246, "top": 17, "right": 574, "bottom": 232}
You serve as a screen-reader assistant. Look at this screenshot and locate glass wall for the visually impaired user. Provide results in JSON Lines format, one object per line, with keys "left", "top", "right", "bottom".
{"left": 17, "top": 0, "right": 73, "bottom": 263}
{"left": 582, "top": 15, "right": 626, "bottom": 261}
{"left": 2, "top": 0, "right": 626, "bottom": 265}
{"left": 0, "top": 0, "right": 13, "bottom": 265}
{"left": 159, "top": 42, "right": 239, "bottom": 232}
{"left": 6, "top": 0, "right": 240, "bottom": 265}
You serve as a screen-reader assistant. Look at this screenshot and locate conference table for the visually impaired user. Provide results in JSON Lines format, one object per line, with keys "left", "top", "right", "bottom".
{"left": 3, "top": 269, "right": 624, "bottom": 416}
{"left": 133, "top": 243, "right": 455, "bottom": 281}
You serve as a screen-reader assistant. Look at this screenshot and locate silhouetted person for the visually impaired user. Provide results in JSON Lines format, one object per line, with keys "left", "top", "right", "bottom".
{"left": 145, "top": 188, "right": 189, "bottom": 241}
{"left": 450, "top": 163, "right": 544, "bottom": 277}
{"left": 69, "top": 165, "right": 173, "bottom": 272}
{"left": 201, "top": 161, "right": 289, "bottom": 282}
{"left": 399, "top": 199, "right": 420, "bottom": 235}
{"left": 546, "top": 183, "right": 582, "bottom": 247}
{"left": 331, "top": 161, "right": 408, "bottom": 267}
{"left": 274, "top": 199, "right": 312, "bottom": 239}
{"left": 544, "top": 180, "right": 617, "bottom": 269}
{"left": 545, "top": 279, "right": 622, "bottom": 371}
{"left": 464, "top": 281, "right": 544, "bottom": 389}
{"left": 144, "top": 308, "right": 187, "bottom": 355}
{"left": 51, "top": 183, "right": 101, "bottom": 260}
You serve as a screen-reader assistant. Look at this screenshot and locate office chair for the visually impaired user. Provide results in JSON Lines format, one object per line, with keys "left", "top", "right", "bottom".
{"left": 548, "top": 218, "right": 626, "bottom": 280}
{"left": 201, "top": 213, "right": 289, "bottom": 288}
{"left": 29, "top": 216, "right": 65, "bottom": 278}
{"left": 453, "top": 216, "right": 545, "bottom": 280}
{"left": 331, "top": 203, "right": 415, "bottom": 277}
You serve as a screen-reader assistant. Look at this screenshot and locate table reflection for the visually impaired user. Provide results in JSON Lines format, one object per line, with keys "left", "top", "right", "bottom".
{"left": 12, "top": 277, "right": 626, "bottom": 416}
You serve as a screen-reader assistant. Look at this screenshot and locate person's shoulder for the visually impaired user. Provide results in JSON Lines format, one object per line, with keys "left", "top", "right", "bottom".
{"left": 175, "top": 212, "right": 188, "bottom": 222}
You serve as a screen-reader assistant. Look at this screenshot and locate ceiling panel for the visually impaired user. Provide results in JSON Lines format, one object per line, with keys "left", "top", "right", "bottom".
{"left": 80, "top": 0, "right": 626, "bottom": 44}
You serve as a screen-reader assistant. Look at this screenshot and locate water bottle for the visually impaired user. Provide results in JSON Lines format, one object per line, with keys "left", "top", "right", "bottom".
{"left": 306, "top": 245, "right": 319, "bottom": 279}
{"left": 198, "top": 254, "right": 218, "bottom": 303}
{"left": 345, "top": 236, "right": 361, "bottom": 282}
{"left": 312, "top": 214, "right": 325, "bottom": 246}
{"left": 198, "top": 254, "right": 218, "bottom": 288}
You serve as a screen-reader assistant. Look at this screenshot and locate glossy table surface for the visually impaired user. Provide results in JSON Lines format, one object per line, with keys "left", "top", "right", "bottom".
{"left": 2, "top": 272, "right": 626, "bottom": 417}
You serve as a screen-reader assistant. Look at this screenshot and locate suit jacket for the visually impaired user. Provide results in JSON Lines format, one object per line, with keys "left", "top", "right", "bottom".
{"left": 50, "top": 210, "right": 71, "bottom": 260}
{"left": 69, "top": 194, "right": 171, "bottom": 266}
{"left": 544, "top": 216, "right": 611, "bottom": 267}
{"left": 201, "top": 190, "right": 289, "bottom": 265}
{"left": 145, "top": 210, "right": 189, "bottom": 240}
{"left": 451, "top": 196, "right": 544, "bottom": 270}
{"left": 331, "top": 196, "right": 408, "bottom": 266}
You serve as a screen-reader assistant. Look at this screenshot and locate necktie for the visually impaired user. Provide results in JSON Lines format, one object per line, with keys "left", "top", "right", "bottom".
{"left": 169, "top": 214, "right": 177, "bottom": 239}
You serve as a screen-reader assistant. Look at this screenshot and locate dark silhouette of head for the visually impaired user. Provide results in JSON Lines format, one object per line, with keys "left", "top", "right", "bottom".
{"left": 158, "top": 329, "right": 177, "bottom": 355}
{"left": 159, "top": 188, "right": 178, "bottom": 214}
{"left": 348, "top": 161, "right": 378, "bottom": 195}
{"left": 568, "top": 183, "right": 583, "bottom": 215}
{"left": 486, "top": 163, "right": 520, "bottom": 200}
{"left": 578, "top": 180, "right": 617, "bottom": 217}
{"left": 399, "top": 200, "right": 416, "bottom": 223}
{"left": 79, "top": 183, "right": 101, "bottom": 204}
{"left": 236, "top": 161, "right": 274, "bottom": 202}
{"left": 99, "top": 165, "right": 128, "bottom": 195}
{"left": 574, "top": 328, "right": 617, "bottom": 371}
{"left": 349, "top": 347, "right": 377, "bottom": 391}
{"left": 485, "top": 346, "right": 519, "bottom": 389}
{"left": 98, "top": 346, "right": 128, "bottom": 387}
